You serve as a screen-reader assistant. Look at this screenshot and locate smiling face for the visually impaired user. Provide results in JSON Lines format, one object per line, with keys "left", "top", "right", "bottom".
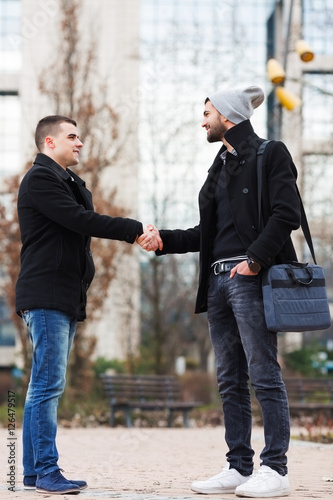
{"left": 44, "top": 122, "right": 83, "bottom": 169}
{"left": 202, "top": 99, "right": 228, "bottom": 143}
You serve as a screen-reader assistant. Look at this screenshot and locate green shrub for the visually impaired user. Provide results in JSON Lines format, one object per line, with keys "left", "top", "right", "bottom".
{"left": 93, "top": 357, "right": 126, "bottom": 377}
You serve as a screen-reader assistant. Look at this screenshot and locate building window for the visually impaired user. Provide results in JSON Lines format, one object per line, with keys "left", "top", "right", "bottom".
{"left": 302, "top": 73, "right": 333, "bottom": 142}
{"left": 303, "top": 0, "right": 333, "bottom": 56}
{"left": 0, "top": 92, "right": 20, "bottom": 177}
{"left": 303, "top": 153, "right": 333, "bottom": 219}
{"left": 0, "top": 0, "right": 21, "bottom": 72}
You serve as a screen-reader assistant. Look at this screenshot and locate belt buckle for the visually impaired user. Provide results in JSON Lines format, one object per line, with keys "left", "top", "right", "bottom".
{"left": 214, "top": 262, "right": 224, "bottom": 275}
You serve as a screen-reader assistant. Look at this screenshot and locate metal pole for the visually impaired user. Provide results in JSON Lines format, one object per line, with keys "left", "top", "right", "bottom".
{"left": 277, "top": 0, "right": 294, "bottom": 140}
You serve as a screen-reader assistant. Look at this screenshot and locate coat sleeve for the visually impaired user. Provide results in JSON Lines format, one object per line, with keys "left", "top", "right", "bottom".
{"left": 26, "top": 167, "right": 143, "bottom": 243}
{"left": 246, "top": 141, "right": 301, "bottom": 267}
{"left": 155, "top": 225, "right": 201, "bottom": 256}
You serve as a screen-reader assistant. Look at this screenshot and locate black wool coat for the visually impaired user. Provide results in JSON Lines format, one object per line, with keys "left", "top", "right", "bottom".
{"left": 156, "top": 120, "right": 301, "bottom": 314}
{"left": 15, "top": 153, "right": 143, "bottom": 321}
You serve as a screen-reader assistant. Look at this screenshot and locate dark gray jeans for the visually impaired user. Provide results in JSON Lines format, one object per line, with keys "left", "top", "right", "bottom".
{"left": 207, "top": 271, "right": 290, "bottom": 476}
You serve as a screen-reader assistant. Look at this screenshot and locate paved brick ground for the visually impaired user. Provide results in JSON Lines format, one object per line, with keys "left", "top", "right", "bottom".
{"left": 1, "top": 426, "right": 332, "bottom": 499}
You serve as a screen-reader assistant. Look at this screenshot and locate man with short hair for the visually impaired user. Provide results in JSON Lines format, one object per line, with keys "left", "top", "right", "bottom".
{"left": 16, "top": 115, "right": 148, "bottom": 494}
{"left": 139, "top": 87, "right": 301, "bottom": 498}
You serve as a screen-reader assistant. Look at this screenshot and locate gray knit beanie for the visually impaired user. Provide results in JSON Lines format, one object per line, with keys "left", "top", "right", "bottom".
{"left": 207, "top": 86, "right": 265, "bottom": 124}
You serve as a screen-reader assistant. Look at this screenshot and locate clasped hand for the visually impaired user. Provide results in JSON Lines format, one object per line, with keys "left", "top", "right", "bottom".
{"left": 137, "top": 224, "right": 163, "bottom": 252}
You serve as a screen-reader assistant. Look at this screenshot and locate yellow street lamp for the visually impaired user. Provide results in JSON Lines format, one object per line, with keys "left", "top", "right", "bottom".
{"left": 275, "top": 86, "right": 301, "bottom": 111}
{"left": 267, "top": 58, "right": 286, "bottom": 84}
{"left": 295, "top": 39, "right": 314, "bottom": 62}
{"left": 267, "top": 39, "right": 314, "bottom": 114}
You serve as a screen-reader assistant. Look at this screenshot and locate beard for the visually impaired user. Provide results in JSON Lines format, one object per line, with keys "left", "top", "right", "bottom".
{"left": 206, "top": 120, "right": 228, "bottom": 143}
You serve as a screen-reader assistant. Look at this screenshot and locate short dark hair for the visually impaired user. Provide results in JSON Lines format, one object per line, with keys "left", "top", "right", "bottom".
{"left": 35, "top": 115, "right": 77, "bottom": 152}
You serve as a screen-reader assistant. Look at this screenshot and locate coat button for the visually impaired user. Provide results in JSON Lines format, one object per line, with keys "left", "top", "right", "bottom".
{"left": 239, "top": 160, "right": 245, "bottom": 165}
{"left": 243, "top": 188, "right": 249, "bottom": 194}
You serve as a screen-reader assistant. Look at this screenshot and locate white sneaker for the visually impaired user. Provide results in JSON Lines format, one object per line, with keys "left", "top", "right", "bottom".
{"left": 191, "top": 463, "right": 252, "bottom": 494}
{"left": 235, "top": 465, "right": 291, "bottom": 498}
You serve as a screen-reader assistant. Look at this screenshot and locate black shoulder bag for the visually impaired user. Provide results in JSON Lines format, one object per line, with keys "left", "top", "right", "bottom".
{"left": 257, "top": 141, "right": 331, "bottom": 332}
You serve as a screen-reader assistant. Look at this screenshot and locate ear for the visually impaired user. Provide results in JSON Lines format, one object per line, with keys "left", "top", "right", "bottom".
{"left": 45, "top": 136, "right": 55, "bottom": 149}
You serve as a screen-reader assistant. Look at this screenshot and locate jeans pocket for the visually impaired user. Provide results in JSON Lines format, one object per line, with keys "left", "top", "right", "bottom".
{"left": 235, "top": 272, "right": 258, "bottom": 282}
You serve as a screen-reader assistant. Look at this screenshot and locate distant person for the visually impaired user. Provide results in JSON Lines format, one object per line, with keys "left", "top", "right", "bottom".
{"left": 16, "top": 115, "right": 151, "bottom": 495}
{"left": 139, "top": 87, "right": 301, "bottom": 498}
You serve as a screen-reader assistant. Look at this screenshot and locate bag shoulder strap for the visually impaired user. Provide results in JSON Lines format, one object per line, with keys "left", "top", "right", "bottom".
{"left": 256, "top": 140, "right": 317, "bottom": 264}
{"left": 256, "top": 140, "right": 271, "bottom": 233}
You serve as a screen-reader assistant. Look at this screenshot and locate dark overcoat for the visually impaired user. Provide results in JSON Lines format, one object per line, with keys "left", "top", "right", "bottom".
{"left": 156, "top": 120, "right": 301, "bottom": 313}
{"left": 15, "top": 153, "right": 142, "bottom": 320}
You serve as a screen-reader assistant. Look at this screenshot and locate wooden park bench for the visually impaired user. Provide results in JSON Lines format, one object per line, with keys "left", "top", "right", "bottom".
{"left": 100, "top": 374, "right": 203, "bottom": 428}
{"left": 284, "top": 378, "right": 333, "bottom": 415}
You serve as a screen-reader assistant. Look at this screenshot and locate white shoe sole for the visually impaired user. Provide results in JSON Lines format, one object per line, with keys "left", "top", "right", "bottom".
{"left": 236, "top": 487, "right": 291, "bottom": 498}
{"left": 191, "top": 484, "right": 236, "bottom": 494}
{"left": 36, "top": 487, "right": 80, "bottom": 495}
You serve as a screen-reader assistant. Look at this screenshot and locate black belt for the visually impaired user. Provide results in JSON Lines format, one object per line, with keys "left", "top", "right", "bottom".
{"left": 213, "top": 261, "right": 242, "bottom": 275}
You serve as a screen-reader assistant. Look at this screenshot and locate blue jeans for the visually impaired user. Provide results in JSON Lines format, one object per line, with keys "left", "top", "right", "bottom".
{"left": 21, "top": 309, "right": 77, "bottom": 478}
{"left": 207, "top": 271, "right": 290, "bottom": 476}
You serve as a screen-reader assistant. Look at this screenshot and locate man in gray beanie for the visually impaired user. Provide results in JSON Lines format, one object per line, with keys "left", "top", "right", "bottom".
{"left": 138, "top": 86, "right": 300, "bottom": 498}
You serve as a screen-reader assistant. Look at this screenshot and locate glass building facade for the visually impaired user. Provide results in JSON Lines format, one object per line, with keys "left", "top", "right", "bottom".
{"left": 302, "top": 0, "right": 333, "bottom": 267}
{"left": 302, "top": 0, "right": 333, "bottom": 142}
{"left": 0, "top": 0, "right": 21, "bottom": 361}
{"left": 0, "top": 0, "right": 21, "bottom": 178}
{"left": 0, "top": 0, "right": 21, "bottom": 72}
{"left": 139, "top": 0, "right": 276, "bottom": 229}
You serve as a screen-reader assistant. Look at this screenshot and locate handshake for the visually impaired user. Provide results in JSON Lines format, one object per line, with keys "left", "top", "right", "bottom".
{"left": 137, "top": 224, "right": 163, "bottom": 252}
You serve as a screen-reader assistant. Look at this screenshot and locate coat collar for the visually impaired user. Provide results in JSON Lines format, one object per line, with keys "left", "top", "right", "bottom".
{"left": 34, "top": 153, "right": 71, "bottom": 180}
{"left": 208, "top": 119, "right": 260, "bottom": 174}
{"left": 208, "top": 120, "right": 264, "bottom": 175}
{"left": 33, "top": 153, "right": 85, "bottom": 186}
{"left": 224, "top": 119, "right": 261, "bottom": 154}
